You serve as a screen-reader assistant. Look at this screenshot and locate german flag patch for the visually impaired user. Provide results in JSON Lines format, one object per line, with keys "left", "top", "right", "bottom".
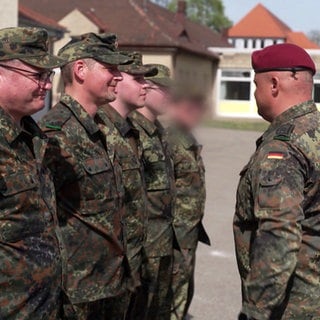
{"left": 267, "top": 152, "right": 284, "bottom": 160}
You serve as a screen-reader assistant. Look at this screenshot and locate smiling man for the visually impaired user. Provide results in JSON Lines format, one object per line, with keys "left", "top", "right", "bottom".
{"left": 234, "top": 44, "right": 320, "bottom": 319}
{"left": 39, "top": 33, "right": 132, "bottom": 319}
{"left": 0, "top": 27, "right": 65, "bottom": 319}
{"left": 96, "top": 52, "right": 157, "bottom": 319}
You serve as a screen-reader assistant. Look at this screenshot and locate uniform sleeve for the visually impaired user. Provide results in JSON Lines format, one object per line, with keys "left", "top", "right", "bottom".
{"left": 242, "top": 142, "right": 305, "bottom": 320}
{"left": 43, "top": 131, "right": 77, "bottom": 191}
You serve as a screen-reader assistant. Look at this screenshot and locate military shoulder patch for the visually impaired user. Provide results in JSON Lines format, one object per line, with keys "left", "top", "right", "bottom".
{"left": 267, "top": 152, "right": 285, "bottom": 160}
{"left": 274, "top": 123, "right": 295, "bottom": 141}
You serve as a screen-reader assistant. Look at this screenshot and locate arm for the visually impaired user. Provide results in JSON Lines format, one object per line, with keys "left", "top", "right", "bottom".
{"left": 242, "top": 142, "right": 305, "bottom": 319}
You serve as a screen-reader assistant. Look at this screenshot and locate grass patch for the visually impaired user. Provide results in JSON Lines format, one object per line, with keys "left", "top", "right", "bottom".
{"left": 204, "top": 119, "right": 269, "bottom": 132}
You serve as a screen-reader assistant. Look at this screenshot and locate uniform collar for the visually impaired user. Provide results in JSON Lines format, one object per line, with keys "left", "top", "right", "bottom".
{"left": 130, "top": 110, "right": 161, "bottom": 136}
{"left": 169, "top": 125, "right": 197, "bottom": 149}
{"left": 60, "top": 94, "right": 100, "bottom": 136}
{"left": 257, "top": 100, "right": 317, "bottom": 147}
{"left": 102, "top": 105, "right": 135, "bottom": 137}
{"left": 0, "top": 107, "right": 44, "bottom": 145}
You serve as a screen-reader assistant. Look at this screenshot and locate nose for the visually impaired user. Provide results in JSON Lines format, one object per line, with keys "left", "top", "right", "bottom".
{"left": 142, "top": 81, "right": 151, "bottom": 89}
{"left": 112, "top": 69, "right": 123, "bottom": 81}
{"left": 42, "top": 80, "right": 53, "bottom": 90}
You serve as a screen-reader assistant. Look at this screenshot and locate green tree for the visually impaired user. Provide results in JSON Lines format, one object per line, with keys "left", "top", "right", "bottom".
{"left": 308, "top": 30, "right": 320, "bottom": 46}
{"left": 151, "top": 0, "right": 232, "bottom": 33}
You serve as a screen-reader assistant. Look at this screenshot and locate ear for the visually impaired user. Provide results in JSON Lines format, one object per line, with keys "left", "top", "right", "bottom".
{"left": 271, "top": 76, "right": 279, "bottom": 96}
{"left": 73, "top": 60, "right": 87, "bottom": 83}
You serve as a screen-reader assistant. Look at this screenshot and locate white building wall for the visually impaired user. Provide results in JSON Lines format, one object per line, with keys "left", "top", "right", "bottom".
{"left": 0, "top": 0, "right": 18, "bottom": 28}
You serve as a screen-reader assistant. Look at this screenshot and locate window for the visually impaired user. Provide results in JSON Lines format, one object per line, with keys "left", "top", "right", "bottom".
{"left": 261, "top": 39, "right": 265, "bottom": 48}
{"left": 244, "top": 39, "right": 248, "bottom": 49}
{"left": 252, "top": 39, "right": 257, "bottom": 49}
{"left": 220, "top": 70, "right": 251, "bottom": 101}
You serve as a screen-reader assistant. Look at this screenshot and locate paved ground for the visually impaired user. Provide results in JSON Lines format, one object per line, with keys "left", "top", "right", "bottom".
{"left": 188, "top": 127, "right": 262, "bottom": 320}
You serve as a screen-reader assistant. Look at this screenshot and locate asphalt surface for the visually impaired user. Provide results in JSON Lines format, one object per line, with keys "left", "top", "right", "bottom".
{"left": 188, "top": 127, "right": 262, "bottom": 320}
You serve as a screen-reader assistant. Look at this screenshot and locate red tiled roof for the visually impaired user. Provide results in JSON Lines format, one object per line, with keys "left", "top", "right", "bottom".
{"left": 286, "top": 32, "right": 319, "bottom": 49}
{"left": 228, "top": 3, "right": 291, "bottom": 38}
{"left": 19, "top": 4, "right": 67, "bottom": 32}
{"left": 20, "top": 0, "right": 230, "bottom": 59}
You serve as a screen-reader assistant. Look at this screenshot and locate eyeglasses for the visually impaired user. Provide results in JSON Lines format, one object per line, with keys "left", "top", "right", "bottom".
{"left": 0, "top": 63, "right": 55, "bottom": 87}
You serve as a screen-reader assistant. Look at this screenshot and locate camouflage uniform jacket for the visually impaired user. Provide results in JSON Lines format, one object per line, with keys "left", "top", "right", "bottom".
{"left": 166, "top": 126, "right": 210, "bottom": 250}
{"left": 234, "top": 101, "right": 320, "bottom": 320}
{"left": 130, "top": 111, "right": 175, "bottom": 257}
{"left": 39, "top": 94, "right": 127, "bottom": 304}
{"left": 0, "top": 108, "right": 64, "bottom": 320}
{"left": 96, "top": 104, "right": 147, "bottom": 287}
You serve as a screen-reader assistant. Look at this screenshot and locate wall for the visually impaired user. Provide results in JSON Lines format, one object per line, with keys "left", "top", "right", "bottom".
{"left": 142, "top": 52, "right": 173, "bottom": 72}
{"left": 0, "top": 0, "right": 18, "bottom": 28}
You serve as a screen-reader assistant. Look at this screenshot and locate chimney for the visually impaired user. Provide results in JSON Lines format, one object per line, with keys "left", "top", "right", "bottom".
{"left": 176, "top": 0, "right": 186, "bottom": 23}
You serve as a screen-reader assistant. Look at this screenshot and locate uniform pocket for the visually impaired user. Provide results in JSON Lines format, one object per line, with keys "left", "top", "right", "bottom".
{"left": 0, "top": 172, "right": 45, "bottom": 243}
{"left": 80, "top": 157, "right": 118, "bottom": 215}
{"left": 144, "top": 160, "right": 170, "bottom": 191}
{"left": 258, "top": 175, "right": 283, "bottom": 209}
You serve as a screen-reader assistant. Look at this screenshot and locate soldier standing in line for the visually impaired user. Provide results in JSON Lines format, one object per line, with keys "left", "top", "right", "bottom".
{"left": 129, "top": 64, "right": 176, "bottom": 320}
{"left": 165, "top": 90, "right": 211, "bottom": 320}
{"left": 0, "top": 27, "right": 65, "bottom": 319}
{"left": 95, "top": 52, "right": 157, "bottom": 318}
{"left": 39, "top": 33, "right": 132, "bottom": 320}
{"left": 234, "top": 44, "right": 320, "bottom": 319}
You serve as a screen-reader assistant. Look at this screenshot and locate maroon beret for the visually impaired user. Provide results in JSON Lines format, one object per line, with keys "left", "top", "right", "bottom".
{"left": 252, "top": 43, "right": 316, "bottom": 75}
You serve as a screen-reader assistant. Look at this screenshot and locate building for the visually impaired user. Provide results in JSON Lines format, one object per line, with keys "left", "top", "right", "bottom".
{"left": 210, "top": 3, "right": 320, "bottom": 118}
{"left": 20, "top": 0, "right": 230, "bottom": 114}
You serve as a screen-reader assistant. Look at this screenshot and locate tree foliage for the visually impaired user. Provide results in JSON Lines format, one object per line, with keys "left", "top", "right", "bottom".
{"left": 151, "top": 0, "right": 232, "bottom": 33}
{"left": 308, "top": 30, "right": 320, "bottom": 46}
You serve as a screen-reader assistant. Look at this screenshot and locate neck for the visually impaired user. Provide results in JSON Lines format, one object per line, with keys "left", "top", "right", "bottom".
{"left": 65, "top": 86, "right": 98, "bottom": 117}
{"left": 109, "top": 99, "right": 132, "bottom": 118}
{"left": 138, "top": 106, "right": 157, "bottom": 122}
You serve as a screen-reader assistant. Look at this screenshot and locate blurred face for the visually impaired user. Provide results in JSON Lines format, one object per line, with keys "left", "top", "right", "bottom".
{"left": 0, "top": 60, "right": 54, "bottom": 120}
{"left": 145, "top": 82, "right": 171, "bottom": 116}
{"left": 116, "top": 73, "right": 149, "bottom": 110}
{"left": 254, "top": 73, "right": 273, "bottom": 121}
{"left": 171, "top": 98, "right": 206, "bottom": 130}
{"left": 84, "top": 61, "right": 122, "bottom": 105}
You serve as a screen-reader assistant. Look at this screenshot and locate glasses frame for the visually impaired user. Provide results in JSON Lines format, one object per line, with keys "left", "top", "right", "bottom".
{"left": 0, "top": 63, "right": 55, "bottom": 88}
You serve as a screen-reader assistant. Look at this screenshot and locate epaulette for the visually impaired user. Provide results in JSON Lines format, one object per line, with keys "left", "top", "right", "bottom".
{"left": 42, "top": 106, "right": 71, "bottom": 132}
{"left": 274, "top": 123, "right": 295, "bottom": 142}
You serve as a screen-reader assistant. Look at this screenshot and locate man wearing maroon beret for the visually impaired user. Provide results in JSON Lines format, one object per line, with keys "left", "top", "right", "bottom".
{"left": 234, "top": 43, "right": 320, "bottom": 319}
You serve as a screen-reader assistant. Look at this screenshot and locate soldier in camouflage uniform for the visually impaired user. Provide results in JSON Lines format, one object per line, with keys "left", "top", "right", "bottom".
{"left": 166, "top": 90, "right": 211, "bottom": 320}
{"left": 96, "top": 52, "right": 157, "bottom": 318}
{"left": 129, "top": 65, "right": 175, "bottom": 320}
{"left": 39, "top": 33, "right": 132, "bottom": 320}
{"left": 0, "top": 27, "right": 65, "bottom": 319}
{"left": 234, "top": 43, "right": 320, "bottom": 319}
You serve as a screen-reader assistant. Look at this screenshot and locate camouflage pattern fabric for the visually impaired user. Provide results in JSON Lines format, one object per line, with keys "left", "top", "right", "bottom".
{"left": 58, "top": 32, "right": 130, "bottom": 66}
{"left": 0, "top": 108, "right": 64, "bottom": 319}
{"left": 118, "top": 51, "right": 158, "bottom": 76}
{"left": 39, "top": 95, "right": 128, "bottom": 310}
{"left": 96, "top": 104, "right": 147, "bottom": 290}
{"left": 165, "top": 127, "right": 210, "bottom": 320}
{"left": 144, "top": 64, "right": 173, "bottom": 87}
{"left": 129, "top": 111, "right": 175, "bottom": 320}
{"left": 234, "top": 101, "right": 320, "bottom": 319}
{"left": 170, "top": 248, "right": 196, "bottom": 320}
{"left": 166, "top": 126, "right": 210, "bottom": 249}
{"left": 0, "top": 27, "right": 65, "bottom": 68}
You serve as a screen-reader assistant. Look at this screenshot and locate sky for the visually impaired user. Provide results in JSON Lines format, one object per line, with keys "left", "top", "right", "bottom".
{"left": 223, "top": 0, "right": 320, "bottom": 33}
